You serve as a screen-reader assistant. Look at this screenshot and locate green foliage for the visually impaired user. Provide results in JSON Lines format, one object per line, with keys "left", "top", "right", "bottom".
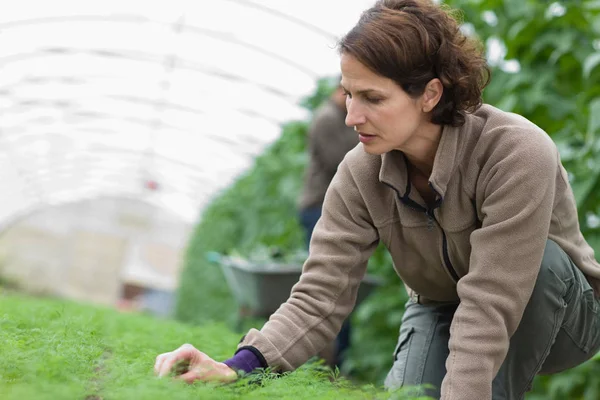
{"left": 177, "top": 0, "right": 600, "bottom": 395}
{"left": 0, "top": 293, "right": 431, "bottom": 399}
{"left": 300, "top": 75, "right": 341, "bottom": 112}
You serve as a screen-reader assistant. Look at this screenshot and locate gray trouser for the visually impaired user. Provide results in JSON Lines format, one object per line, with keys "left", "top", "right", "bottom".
{"left": 384, "top": 240, "right": 600, "bottom": 399}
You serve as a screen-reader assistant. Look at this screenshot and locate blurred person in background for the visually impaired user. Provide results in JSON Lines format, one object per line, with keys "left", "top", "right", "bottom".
{"left": 154, "top": 1, "right": 600, "bottom": 399}
{"left": 298, "top": 78, "right": 359, "bottom": 246}
{"left": 298, "top": 77, "right": 359, "bottom": 369}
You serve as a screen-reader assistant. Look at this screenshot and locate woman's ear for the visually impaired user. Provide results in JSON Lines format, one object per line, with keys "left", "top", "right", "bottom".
{"left": 421, "top": 78, "right": 443, "bottom": 113}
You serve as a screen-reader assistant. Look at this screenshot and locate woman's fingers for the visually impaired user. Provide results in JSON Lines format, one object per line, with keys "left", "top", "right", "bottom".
{"left": 157, "top": 352, "right": 182, "bottom": 377}
{"left": 176, "top": 362, "right": 238, "bottom": 384}
{"left": 178, "top": 368, "right": 200, "bottom": 384}
{"left": 154, "top": 344, "right": 233, "bottom": 384}
{"left": 154, "top": 352, "right": 170, "bottom": 375}
{"left": 155, "top": 343, "right": 199, "bottom": 377}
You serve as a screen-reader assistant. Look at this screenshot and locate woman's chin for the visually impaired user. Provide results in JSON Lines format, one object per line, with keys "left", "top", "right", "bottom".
{"left": 361, "top": 144, "right": 387, "bottom": 156}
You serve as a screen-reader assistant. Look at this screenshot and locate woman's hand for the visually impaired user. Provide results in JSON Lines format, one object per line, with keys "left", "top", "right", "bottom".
{"left": 154, "top": 343, "right": 238, "bottom": 384}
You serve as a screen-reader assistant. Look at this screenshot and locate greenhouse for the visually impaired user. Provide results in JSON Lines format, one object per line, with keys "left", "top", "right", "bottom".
{"left": 1, "top": 0, "right": 599, "bottom": 399}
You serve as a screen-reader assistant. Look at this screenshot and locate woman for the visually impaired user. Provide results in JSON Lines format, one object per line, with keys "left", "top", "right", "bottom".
{"left": 154, "top": 1, "right": 600, "bottom": 399}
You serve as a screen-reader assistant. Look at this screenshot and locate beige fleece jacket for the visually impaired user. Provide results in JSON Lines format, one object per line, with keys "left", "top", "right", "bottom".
{"left": 238, "top": 104, "right": 600, "bottom": 400}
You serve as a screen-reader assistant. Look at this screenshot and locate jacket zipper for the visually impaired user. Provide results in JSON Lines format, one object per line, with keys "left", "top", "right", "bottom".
{"left": 427, "top": 183, "right": 460, "bottom": 283}
{"left": 426, "top": 207, "right": 459, "bottom": 283}
{"left": 383, "top": 181, "right": 460, "bottom": 283}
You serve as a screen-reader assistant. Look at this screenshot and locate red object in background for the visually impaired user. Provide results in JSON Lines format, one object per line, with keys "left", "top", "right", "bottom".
{"left": 145, "top": 180, "right": 159, "bottom": 191}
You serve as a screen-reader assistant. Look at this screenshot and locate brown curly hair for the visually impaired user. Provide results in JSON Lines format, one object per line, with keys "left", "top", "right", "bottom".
{"left": 338, "top": 0, "right": 490, "bottom": 127}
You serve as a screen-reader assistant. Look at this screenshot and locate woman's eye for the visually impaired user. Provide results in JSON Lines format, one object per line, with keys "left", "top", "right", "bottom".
{"left": 366, "top": 97, "right": 382, "bottom": 104}
{"left": 344, "top": 91, "right": 352, "bottom": 98}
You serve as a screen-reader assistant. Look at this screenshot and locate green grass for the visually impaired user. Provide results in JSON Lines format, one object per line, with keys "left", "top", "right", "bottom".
{"left": 0, "top": 291, "right": 429, "bottom": 400}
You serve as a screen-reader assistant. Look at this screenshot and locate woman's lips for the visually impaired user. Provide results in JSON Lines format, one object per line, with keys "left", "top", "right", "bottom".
{"left": 358, "top": 132, "right": 376, "bottom": 143}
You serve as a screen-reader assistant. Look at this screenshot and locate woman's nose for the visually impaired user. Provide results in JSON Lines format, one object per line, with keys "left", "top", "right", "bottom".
{"left": 344, "top": 100, "right": 366, "bottom": 127}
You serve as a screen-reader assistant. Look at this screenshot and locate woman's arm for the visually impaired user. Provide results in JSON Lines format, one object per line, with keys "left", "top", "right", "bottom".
{"left": 441, "top": 130, "right": 559, "bottom": 400}
{"left": 155, "top": 153, "right": 381, "bottom": 381}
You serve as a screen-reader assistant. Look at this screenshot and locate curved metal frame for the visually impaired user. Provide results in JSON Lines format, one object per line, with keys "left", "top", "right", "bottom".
{"left": 0, "top": 7, "right": 327, "bottom": 225}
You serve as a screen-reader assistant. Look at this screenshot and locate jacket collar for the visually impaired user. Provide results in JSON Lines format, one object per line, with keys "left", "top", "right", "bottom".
{"left": 379, "top": 121, "right": 464, "bottom": 201}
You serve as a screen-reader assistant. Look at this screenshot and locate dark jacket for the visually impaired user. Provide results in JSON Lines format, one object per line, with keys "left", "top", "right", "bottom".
{"left": 299, "top": 99, "right": 359, "bottom": 209}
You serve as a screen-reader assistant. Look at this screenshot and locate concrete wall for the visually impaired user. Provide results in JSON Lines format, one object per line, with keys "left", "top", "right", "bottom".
{"left": 0, "top": 197, "right": 192, "bottom": 307}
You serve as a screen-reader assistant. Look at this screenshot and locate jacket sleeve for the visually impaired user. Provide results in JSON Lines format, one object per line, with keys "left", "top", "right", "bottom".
{"left": 441, "top": 132, "right": 559, "bottom": 400}
{"left": 237, "top": 158, "right": 380, "bottom": 371}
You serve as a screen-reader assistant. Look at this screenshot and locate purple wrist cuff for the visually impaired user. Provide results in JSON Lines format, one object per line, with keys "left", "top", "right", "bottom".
{"left": 223, "top": 349, "right": 263, "bottom": 374}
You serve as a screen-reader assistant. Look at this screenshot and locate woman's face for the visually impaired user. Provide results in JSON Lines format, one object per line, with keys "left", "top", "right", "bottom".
{"left": 340, "top": 53, "right": 432, "bottom": 156}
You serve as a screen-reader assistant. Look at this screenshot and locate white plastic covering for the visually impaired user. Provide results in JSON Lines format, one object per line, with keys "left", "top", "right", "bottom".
{"left": 0, "top": 0, "right": 374, "bottom": 224}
